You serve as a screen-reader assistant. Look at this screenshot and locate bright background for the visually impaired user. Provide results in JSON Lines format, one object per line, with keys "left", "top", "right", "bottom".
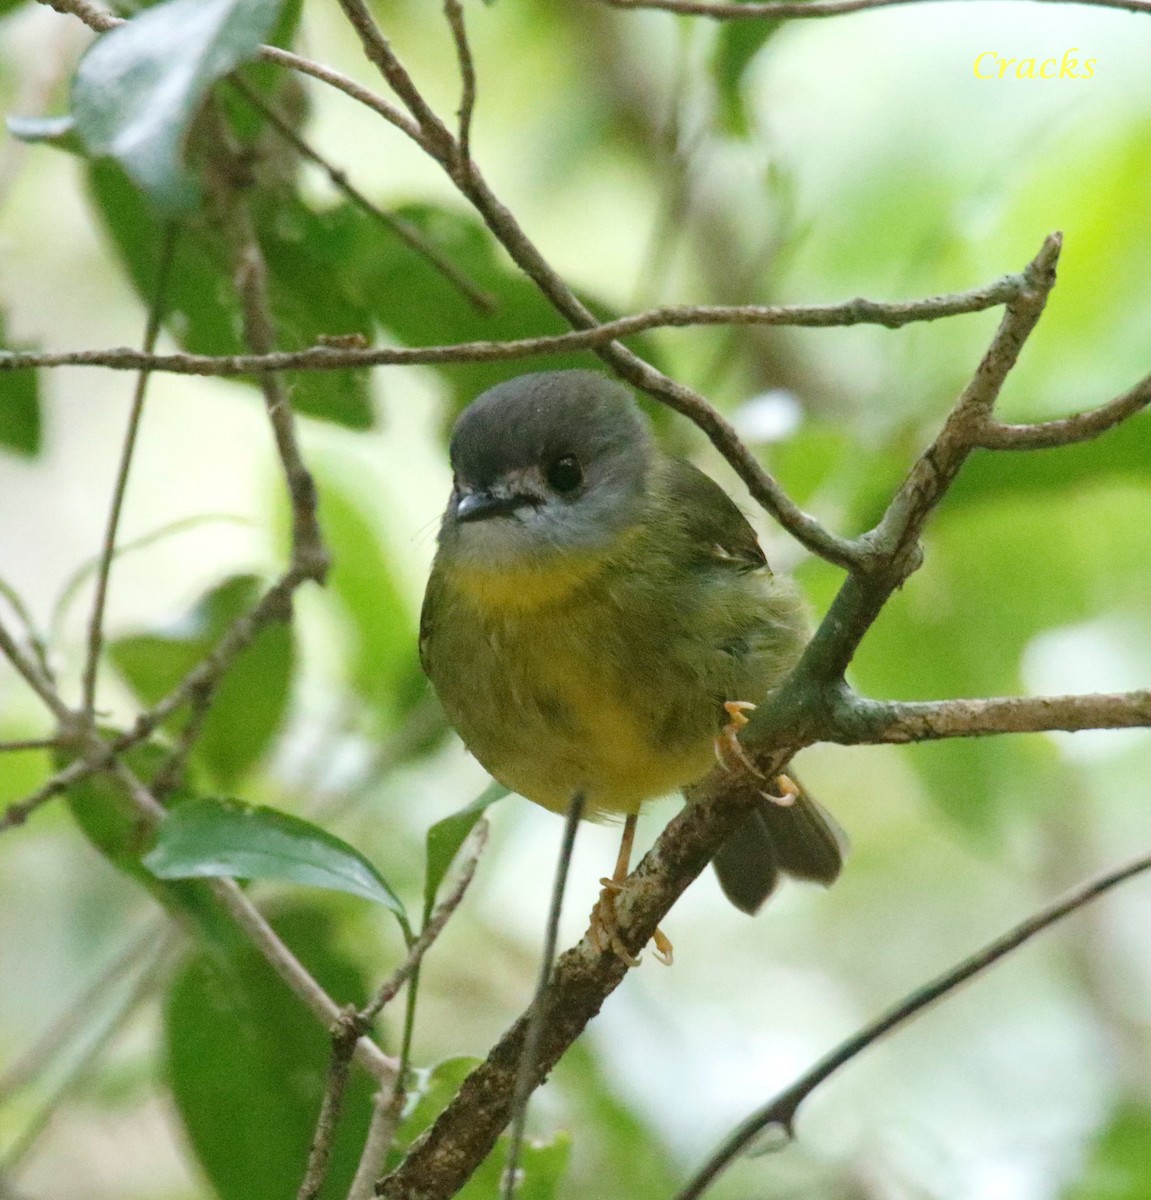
{"left": 1, "top": 1, "right": 1150, "bottom": 1198}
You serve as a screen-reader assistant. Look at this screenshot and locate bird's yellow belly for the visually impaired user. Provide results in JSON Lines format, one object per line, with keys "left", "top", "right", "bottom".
{"left": 455, "top": 608, "right": 716, "bottom": 819}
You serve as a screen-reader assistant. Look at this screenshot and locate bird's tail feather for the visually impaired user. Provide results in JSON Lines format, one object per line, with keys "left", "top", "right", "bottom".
{"left": 712, "top": 779, "right": 847, "bottom": 915}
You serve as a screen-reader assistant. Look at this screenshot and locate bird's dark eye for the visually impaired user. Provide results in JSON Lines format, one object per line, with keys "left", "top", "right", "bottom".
{"left": 545, "top": 454, "right": 583, "bottom": 494}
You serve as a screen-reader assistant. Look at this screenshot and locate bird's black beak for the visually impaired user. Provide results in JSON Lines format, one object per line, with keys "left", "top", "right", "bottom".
{"left": 452, "top": 487, "right": 526, "bottom": 524}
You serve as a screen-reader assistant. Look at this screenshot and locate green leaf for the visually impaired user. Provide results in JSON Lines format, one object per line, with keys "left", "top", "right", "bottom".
{"left": 87, "top": 164, "right": 374, "bottom": 428}
{"left": 1064, "top": 1104, "right": 1151, "bottom": 1200}
{"left": 111, "top": 575, "right": 293, "bottom": 788}
{"left": 165, "top": 902, "right": 377, "bottom": 1200}
{"left": 143, "top": 797, "right": 408, "bottom": 922}
{"left": 248, "top": 197, "right": 375, "bottom": 428}
{"left": 71, "top": 0, "right": 287, "bottom": 213}
{"left": 712, "top": 18, "right": 782, "bottom": 138}
{"left": 423, "top": 782, "right": 506, "bottom": 923}
{"left": 352, "top": 204, "right": 664, "bottom": 420}
{"left": 317, "top": 471, "right": 419, "bottom": 724}
{"left": 0, "top": 308, "right": 41, "bottom": 456}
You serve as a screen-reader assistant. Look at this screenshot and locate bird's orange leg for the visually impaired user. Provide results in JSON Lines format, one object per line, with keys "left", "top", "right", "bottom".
{"left": 589, "top": 814, "right": 674, "bottom": 967}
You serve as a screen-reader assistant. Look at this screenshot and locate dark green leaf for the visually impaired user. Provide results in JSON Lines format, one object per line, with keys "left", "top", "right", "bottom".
{"left": 71, "top": 0, "right": 287, "bottom": 213}
{"left": 352, "top": 204, "right": 664, "bottom": 420}
{"left": 423, "top": 782, "right": 506, "bottom": 923}
{"left": 1063, "top": 1104, "right": 1151, "bottom": 1200}
{"left": 712, "top": 18, "right": 783, "bottom": 137}
{"left": 110, "top": 574, "right": 293, "bottom": 788}
{"left": 249, "top": 197, "right": 374, "bottom": 428}
{"left": 165, "top": 902, "right": 376, "bottom": 1200}
{"left": 318, "top": 469, "right": 420, "bottom": 720}
{"left": 143, "top": 797, "right": 408, "bottom": 921}
{"left": 87, "top": 164, "right": 374, "bottom": 428}
{"left": 88, "top": 159, "right": 240, "bottom": 354}
{"left": 0, "top": 308, "right": 41, "bottom": 456}
{"left": 61, "top": 737, "right": 233, "bottom": 942}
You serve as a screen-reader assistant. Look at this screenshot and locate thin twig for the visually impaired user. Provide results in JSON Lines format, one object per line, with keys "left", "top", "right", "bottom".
{"left": 675, "top": 848, "right": 1151, "bottom": 1200}
{"left": 0, "top": 737, "right": 59, "bottom": 753}
{"left": 256, "top": 45, "right": 428, "bottom": 148}
{"left": 148, "top": 677, "right": 215, "bottom": 800}
{"left": 826, "top": 688, "right": 1151, "bottom": 744}
{"left": 0, "top": 578, "right": 51, "bottom": 682}
{"left": 0, "top": 279, "right": 1025, "bottom": 377}
{"left": 0, "top": 614, "right": 73, "bottom": 725}
{"left": 334, "top": 0, "right": 458, "bottom": 162}
{"left": 784, "top": 233, "right": 1063, "bottom": 691}
{"left": 978, "top": 370, "right": 1151, "bottom": 449}
{"left": 349, "top": 1085, "right": 406, "bottom": 1200}
{"left": 361, "top": 820, "right": 488, "bottom": 1023}
{"left": 296, "top": 1007, "right": 364, "bottom": 1200}
{"left": 500, "top": 793, "right": 584, "bottom": 1200}
{"left": 601, "top": 0, "right": 1151, "bottom": 17}
{"left": 80, "top": 224, "right": 177, "bottom": 718}
{"left": 443, "top": 0, "right": 477, "bottom": 167}
{"left": 229, "top": 232, "right": 328, "bottom": 582}
{"left": 228, "top": 77, "right": 494, "bottom": 312}
{"left": 0, "top": 756, "right": 91, "bottom": 833}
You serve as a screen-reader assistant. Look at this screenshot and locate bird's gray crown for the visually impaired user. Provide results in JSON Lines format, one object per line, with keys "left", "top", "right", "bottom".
{"left": 449, "top": 370, "right": 650, "bottom": 485}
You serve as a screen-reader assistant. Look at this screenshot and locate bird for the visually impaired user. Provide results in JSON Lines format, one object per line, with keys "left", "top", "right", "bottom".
{"left": 419, "top": 370, "right": 845, "bottom": 964}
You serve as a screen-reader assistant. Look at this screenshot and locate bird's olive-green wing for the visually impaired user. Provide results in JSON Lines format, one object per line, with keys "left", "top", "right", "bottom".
{"left": 417, "top": 568, "right": 440, "bottom": 676}
{"left": 663, "top": 456, "right": 768, "bottom": 573}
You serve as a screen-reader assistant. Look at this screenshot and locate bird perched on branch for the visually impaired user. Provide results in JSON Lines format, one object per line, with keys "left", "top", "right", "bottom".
{"left": 420, "top": 370, "right": 845, "bottom": 964}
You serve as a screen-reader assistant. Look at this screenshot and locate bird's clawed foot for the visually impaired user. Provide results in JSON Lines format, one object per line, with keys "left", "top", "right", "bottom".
{"left": 761, "top": 772, "right": 800, "bottom": 807}
{"left": 589, "top": 877, "right": 674, "bottom": 968}
{"left": 715, "top": 699, "right": 764, "bottom": 778}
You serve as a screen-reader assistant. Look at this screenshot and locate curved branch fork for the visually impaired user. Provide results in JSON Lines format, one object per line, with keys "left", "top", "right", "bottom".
{"left": 376, "top": 230, "right": 1151, "bottom": 1200}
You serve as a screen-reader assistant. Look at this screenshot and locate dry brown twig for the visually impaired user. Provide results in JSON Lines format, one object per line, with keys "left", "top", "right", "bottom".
{"left": 600, "top": 0, "right": 1151, "bottom": 18}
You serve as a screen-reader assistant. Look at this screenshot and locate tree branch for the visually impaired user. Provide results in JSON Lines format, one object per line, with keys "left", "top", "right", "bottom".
{"left": 443, "top": 0, "right": 477, "bottom": 167}
{"left": 600, "top": 0, "right": 1151, "bottom": 18}
{"left": 80, "top": 223, "right": 176, "bottom": 717}
{"left": 0, "top": 282, "right": 1022, "bottom": 372}
{"left": 978, "top": 370, "right": 1151, "bottom": 449}
{"left": 361, "top": 821, "right": 488, "bottom": 1022}
{"left": 775, "top": 233, "right": 1062, "bottom": 695}
{"left": 826, "top": 688, "right": 1151, "bottom": 744}
{"left": 675, "top": 847, "right": 1151, "bottom": 1200}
